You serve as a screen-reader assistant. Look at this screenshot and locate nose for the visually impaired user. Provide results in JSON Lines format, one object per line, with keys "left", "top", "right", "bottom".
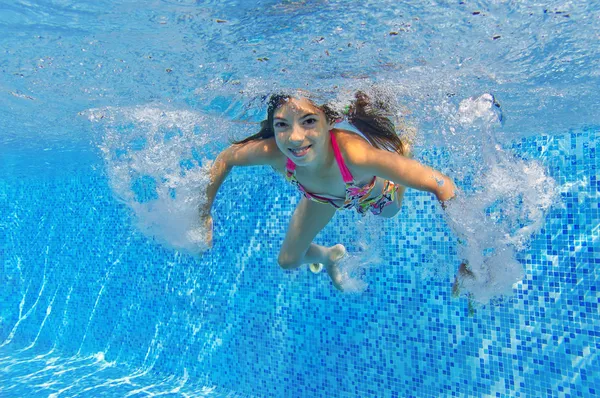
{"left": 288, "top": 123, "right": 305, "bottom": 144}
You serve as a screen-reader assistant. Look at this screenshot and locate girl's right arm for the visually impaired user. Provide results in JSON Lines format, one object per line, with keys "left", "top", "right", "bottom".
{"left": 200, "top": 137, "right": 284, "bottom": 218}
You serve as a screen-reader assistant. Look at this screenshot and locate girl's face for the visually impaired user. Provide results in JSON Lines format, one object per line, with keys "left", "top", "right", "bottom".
{"left": 272, "top": 97, "right": 334, "bottom": 166}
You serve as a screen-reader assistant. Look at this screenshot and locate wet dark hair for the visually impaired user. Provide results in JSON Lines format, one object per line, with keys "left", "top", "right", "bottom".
{"left": 232, "top": 91, "right": 408, "bottom": 156}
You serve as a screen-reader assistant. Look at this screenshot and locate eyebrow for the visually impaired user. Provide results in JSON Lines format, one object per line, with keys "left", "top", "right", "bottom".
{"left": 273, "top": 113, "right": 317, "bottom": 120}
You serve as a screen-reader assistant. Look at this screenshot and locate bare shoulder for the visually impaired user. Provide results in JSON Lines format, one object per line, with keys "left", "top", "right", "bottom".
{"left": 333, "top": 129, "right": 376, "bottom": 165}
{"left": 263, "top": 137, "right": 287, "bottom": 173}
{"left": 227, "top": 137, "right": 286, "bottom": 171}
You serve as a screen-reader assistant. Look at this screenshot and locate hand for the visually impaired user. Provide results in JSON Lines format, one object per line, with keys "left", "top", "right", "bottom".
{"left": 203, "top": 215, "right": 213, "bottom": 249}
{"left": 186, "top": 214, "right": 213, "bottom": 253}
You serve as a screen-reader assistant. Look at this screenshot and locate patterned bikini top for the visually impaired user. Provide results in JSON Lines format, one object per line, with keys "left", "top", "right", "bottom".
{"left": 284, "top": 131, "right": 398, "bottom": 215}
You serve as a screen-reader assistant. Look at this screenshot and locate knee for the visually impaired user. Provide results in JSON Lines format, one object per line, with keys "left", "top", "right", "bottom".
{"left": 277, "top": 251, "right": 300, "bottom": 270}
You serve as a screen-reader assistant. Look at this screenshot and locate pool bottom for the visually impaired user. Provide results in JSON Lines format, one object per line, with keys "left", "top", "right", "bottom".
{"left": 0, "top": 345, "right": 242, "bottom": 398}
{"left": 0, "top": 128, "right": 598, "bottom": 398}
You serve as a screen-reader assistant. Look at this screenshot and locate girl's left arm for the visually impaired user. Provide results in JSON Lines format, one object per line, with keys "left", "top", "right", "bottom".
{"left": 350, "top": 142, "right": 457, "bottom": 204}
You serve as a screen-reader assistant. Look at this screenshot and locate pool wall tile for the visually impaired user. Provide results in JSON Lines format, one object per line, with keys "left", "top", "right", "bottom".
{"left": 0, "top": 129, "right": 598, "bottom": 397}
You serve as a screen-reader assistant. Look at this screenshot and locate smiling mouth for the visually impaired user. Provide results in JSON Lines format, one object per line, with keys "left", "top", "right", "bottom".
{"left": 289, "top": 145, "right": 311, "bottom": 157}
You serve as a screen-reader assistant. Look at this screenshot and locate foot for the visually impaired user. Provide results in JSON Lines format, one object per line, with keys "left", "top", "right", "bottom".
{"left": 325, "top": 244, "right": 347, "bottom": 291}
{"left": 452, "top": 261, "right": 475, "bottom": 298}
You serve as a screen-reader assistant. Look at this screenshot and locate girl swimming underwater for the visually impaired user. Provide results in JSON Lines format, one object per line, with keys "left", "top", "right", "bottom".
{"left": 200, "top": 91, "right": 458, "bottom": 291}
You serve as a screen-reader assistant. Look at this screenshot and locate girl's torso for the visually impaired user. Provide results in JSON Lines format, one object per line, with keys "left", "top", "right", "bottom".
{"left": 273, "top": 129, "right": 400, "bottom": 215}
{"left": 271, "top": 129, "right": 369, "bottom": 198}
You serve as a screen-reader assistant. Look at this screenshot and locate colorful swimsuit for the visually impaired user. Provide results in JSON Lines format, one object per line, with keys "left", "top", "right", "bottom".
{"left": 285, "top": 131, "right": 400, "bottom": 215}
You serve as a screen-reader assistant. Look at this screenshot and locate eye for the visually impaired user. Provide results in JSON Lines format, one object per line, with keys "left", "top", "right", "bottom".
{"left": 303, "top": 117, "right": 317, "bottom": 125}
{"left": 274, "top": 121, "right": 288, "bottom": 128}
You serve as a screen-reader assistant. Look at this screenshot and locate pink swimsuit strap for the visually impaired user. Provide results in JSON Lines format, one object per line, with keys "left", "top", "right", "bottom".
{"left": 285, "top": 131, "right": 397, "bottom": 215}
{"left": 285, "top": 131, "right": 355, "bottom": 184}
{"left": 329, "top": 131, "right": 355, "bottom": 184}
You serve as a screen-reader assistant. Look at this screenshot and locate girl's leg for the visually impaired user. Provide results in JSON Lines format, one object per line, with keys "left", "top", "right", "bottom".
{"left": 278, "top": 197, "right": 346, "bottom": 290}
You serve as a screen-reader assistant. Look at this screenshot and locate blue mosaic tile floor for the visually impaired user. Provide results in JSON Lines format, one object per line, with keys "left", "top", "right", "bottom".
{"left": 0, "top": 129, "right": 598, "bottom": 397}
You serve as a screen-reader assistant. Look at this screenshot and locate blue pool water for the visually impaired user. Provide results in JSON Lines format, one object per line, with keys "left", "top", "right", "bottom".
{"left": 1, "top": 1, "right": 599, "bottom": 397}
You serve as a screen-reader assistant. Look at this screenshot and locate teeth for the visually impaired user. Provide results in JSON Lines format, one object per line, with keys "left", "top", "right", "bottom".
{"left": 290, "top": 145, "right": 310, "bottom": 154}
